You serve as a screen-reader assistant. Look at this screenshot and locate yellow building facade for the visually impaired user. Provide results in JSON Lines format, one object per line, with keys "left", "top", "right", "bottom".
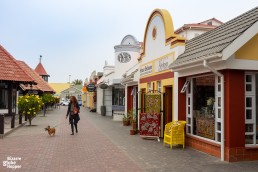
{"left": 138, "top": 9, "right": 185, "bottom": 136}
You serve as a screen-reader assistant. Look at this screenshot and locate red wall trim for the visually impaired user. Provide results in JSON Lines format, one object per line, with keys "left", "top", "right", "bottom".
{"left": 223, "top": 69, "right": 245, "bottom": 148}
{"left": 127, "top": 86, "right": 133, "bottom": 111}
{"left": 178, "top": 77, "right": 186, "bottom": 121}
{"left": 140, "top": 72, "right": 174, "bottom": 83}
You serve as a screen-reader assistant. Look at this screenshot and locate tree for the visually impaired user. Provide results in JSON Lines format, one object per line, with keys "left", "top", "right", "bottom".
{"left": 72, "top": 79, "right": 82, "bottom": 85}
{"left": 41, "top": 93, "right": 55, "bottom": 116}
{"left": 18, "top": 94, "right": 43, "bottom": 126}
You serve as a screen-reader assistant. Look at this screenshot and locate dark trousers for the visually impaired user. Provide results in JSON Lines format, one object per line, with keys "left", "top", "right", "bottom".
{"left": 69, "top": 115, "right": 78, "bottom": 133}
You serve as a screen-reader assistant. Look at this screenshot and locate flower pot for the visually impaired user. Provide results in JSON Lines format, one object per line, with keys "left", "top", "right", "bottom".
{"left": 123, "top": 120, "right": 130, "bottom": 126}
{"left": 130, "top": 129, "right": 136, "bottom": 135}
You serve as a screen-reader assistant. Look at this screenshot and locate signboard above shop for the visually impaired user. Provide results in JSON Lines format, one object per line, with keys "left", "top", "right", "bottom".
{"left": 155, "top": 55, "right": 173, "bottom": 72}
{"left": 140, "top": 63, "right": 153, "bottom": 76}
{"left": 86, "top": 83, "right": 96, "bottom": 92}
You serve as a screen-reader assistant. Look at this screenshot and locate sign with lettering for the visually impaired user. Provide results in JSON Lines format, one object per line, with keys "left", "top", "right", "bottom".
{"left": 155, "top": 55, "right": 173, "bottom": 72}
{"left": 86, "top": 84, "right": 96, "bottom": 92}
{"left": 140, "top": 64, "right": 153, "bottom": 76}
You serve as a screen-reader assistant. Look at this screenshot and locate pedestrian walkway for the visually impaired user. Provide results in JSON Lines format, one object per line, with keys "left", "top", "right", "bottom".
{"left": 0, "top": 106, "right": 257, "bottom": 172}
{"left": 3, "top": 115, "right": 26, "bottom": 137}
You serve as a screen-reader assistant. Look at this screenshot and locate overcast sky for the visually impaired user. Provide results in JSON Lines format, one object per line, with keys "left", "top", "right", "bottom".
{"left": 1, "top": 1, "right": 257, "bottom": 83}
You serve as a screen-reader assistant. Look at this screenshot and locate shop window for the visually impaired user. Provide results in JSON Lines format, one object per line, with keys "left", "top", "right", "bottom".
{"left": 112, "top": 88, "right": 125, "bottom": 106}
{"left": 192, "top": 75, "right": 216, "bottom": 140}
{"left": 147, "top": 83, "right": 151, "bottom": 92}
{"left": 245, "top": 73, "right": 258, "bottom": 145}
{"left": 157, "top": 81, "right": 161, "bottom": 92}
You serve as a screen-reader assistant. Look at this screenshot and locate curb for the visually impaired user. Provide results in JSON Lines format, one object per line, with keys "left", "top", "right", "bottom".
{"left": 2, "top": 121, "right": 28, "bottom": 138}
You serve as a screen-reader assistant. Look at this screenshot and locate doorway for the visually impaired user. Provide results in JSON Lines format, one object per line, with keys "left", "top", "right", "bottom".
{"left": 164, "top": 86, "right": 172, "bottom": 126}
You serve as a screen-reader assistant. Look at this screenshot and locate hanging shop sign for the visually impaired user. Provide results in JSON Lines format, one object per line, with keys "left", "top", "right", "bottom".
{"left": 86, "top": 84, "right": 96, "bottom": 92}
{"left": 99, "top": 83, "right": 108, "bottom": 89}
{"left": 140, "top": 63, "right": 153, "bottom": 76}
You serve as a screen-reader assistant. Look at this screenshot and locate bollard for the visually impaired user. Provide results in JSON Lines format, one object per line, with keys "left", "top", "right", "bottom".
{"left": 19, "top": 113, "right": 22, "bottom": 124}
{"left": 11, "top": 114, "right": 15, "bottom": 128}
{"left": 0, "top": 114, "right": 4, "bottom": 138}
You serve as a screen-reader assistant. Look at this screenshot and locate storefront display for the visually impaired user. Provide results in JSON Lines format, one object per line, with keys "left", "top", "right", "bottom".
{"left": 139, "top": 113, "right": 161, "bottom": 138}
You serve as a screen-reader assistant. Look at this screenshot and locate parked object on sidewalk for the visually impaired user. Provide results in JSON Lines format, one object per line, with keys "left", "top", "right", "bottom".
{"left": 139, "top": 113, "right": 161, "bottom": 142}
{"left": 44, "top": 126, "right": 56, "bottom": 136}
{"left": 164, "top": 121, "right": 186, "bottom": 149}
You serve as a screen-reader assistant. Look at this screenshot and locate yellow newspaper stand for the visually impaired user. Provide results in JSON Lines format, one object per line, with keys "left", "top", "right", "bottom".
{"left": 164, "top": 121, "right": 186, "bottom": 149}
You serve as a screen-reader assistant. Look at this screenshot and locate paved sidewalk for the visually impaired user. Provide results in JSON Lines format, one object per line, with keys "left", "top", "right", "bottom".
{"left": 0, "top": 106, "right": 257, "bottom": 172}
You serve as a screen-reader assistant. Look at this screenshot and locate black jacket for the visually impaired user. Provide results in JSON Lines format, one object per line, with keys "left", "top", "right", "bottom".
{"left": 66, "top": 102, "right": 80, "bottom": 116}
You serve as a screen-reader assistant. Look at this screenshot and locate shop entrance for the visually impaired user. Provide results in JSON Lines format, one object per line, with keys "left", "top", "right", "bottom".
{"left": 139, "top": 90, "right": 164, "bottom": 138}
{"left": 163, "top": 86, "right": 172, "bottom": 126}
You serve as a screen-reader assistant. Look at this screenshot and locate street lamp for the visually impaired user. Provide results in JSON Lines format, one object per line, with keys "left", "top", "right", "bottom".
{"left": 69, "top": 75, "right": 71, "bottom": 84}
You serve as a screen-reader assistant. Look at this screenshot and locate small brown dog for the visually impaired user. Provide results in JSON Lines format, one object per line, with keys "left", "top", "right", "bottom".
{"left": 44, "top": 126, "right": 56, "bottom": 136}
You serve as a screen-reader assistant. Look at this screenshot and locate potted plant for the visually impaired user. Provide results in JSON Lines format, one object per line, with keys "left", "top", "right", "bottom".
{"left": 122, "top": 114, "right": 130, "bottom": 126}
{"left": 130, "top": 110, "right": 138, "bottom": 135}
{"left": 130, "top": 129, "right": 136, "bottom": 135}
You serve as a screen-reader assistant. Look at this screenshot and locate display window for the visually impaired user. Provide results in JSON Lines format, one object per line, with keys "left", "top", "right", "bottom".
{"left": 245, "top": 72, "right": 258, "bottom": 146}
{"left": 186, "top": 75, "right": 221, "bottom": 142}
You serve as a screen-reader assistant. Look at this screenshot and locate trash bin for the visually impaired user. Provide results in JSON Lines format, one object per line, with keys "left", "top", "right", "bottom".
{"left": 101, "top": 106, "right": 106, "bottom": 116}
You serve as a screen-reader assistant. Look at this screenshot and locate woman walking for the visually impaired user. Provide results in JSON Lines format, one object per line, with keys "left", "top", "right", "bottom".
{"left": 66, "top": 96, "right": 80, "bottom": 135}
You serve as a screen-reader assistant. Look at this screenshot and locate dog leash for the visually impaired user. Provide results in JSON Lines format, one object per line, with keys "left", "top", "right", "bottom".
{"left": 52, "top": 121, "right": 65, "bottom": 128}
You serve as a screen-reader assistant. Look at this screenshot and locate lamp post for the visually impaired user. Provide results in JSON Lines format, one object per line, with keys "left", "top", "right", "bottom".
{"left": 69, "top": 75, "right": 71, "bottom": 84}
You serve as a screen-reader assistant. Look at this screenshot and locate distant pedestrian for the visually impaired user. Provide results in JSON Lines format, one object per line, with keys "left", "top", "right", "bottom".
{"left": 66, "top": 96, "right": 80, "bottom": 135}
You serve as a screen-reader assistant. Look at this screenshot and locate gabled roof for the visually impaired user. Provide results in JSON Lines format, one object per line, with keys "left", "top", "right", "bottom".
{"left": 175, "top": 18, "right": 223, "bottom": 34}
{"left": 171, "top": 6, "right": 258, "bottom": 69}
{"left": 60, "top": 86, "right": 82, "bottom": 93}
{"left": 48, "top": 83, "right": 70, "bottom": 94}
{"left": 17, "top": 60, "right": 55, "bottom": 93}
{"left": 199, "top": 18, "right": 224, "bottom": 25}
{"left": 0, "top": 45, "right": 35, "bottom": 83}
{"left": 35, "top": 62, "right": 49, "bottom": 76}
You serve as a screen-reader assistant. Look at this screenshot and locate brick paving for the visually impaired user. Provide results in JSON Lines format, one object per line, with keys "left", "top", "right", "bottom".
{"left": 0, "top": 106, "right": 258, "bottom": 172}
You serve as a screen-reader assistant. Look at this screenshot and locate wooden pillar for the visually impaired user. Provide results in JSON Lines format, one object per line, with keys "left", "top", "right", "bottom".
{"left": 8, "top": 83, "right": 15, "bottom": 128}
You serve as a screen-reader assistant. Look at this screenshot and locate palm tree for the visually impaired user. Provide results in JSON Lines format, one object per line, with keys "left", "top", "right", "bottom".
{"left": 72, "top": 79, "right": 83, "bottom": 85}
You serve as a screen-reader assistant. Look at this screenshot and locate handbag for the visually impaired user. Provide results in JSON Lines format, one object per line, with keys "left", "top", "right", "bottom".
{"left": 73, "top": 105, "right": 80, "bottom": 114}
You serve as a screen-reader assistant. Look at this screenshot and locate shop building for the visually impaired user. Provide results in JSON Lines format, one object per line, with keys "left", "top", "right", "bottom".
{"left": 170, "top": 7, "right": 258, "bottom": 162}
{"left": 96, "top": 62, "right": 114, "bottom": 117}
{"left": 0, "top": 45, "right": 36, "bottom": 131}
{"left": 117, "top": 35, "right": 141, "bottom": 119}
{"left": 138, "top": 9, "right": 185, "bottom": 136}
{"left": 85, "top": 71, "right": 102, "bottom": 110}
{"left": 60, "top": 85, "right": 82, "bottom": 103}
{"left": 105, "top": 35, "right": 141, "bottom": 121}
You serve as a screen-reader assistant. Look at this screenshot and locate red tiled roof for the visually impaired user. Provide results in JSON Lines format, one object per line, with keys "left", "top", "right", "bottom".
{"left": 35, "top": 62, "right": 49, "bottom": 76}
{"left": 199, "top": 18, "right": 223, "bottom": 25}
{"left": 175, "top": 18, "right": 223, "bottom": 34}
{"left": 17, "top": 60, "right": 55, "bottom": 93}
{"left": 0, "top": 45, "right": 35, "bottom": 83}
{"left": 175, "top": 24, "right": 217, "bottom": 34}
